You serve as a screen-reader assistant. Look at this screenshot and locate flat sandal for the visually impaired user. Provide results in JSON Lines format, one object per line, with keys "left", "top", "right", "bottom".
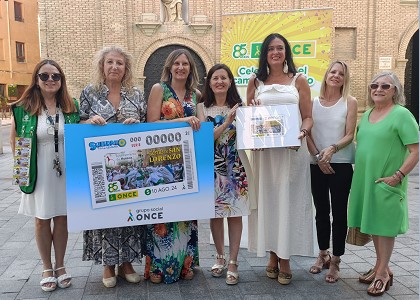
{"left": 211, "top": 253, "right": 226, "bottom": 278}
{"left": 226, "top": 260, "right": 239, "bottom": 285}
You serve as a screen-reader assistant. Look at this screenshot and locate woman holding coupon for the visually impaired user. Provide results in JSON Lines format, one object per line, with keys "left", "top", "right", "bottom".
{"left": 79, "top": 46, "right": 147, "bottom": 288}
{"left": 197, "top": 64, "right": 249, "bottom": 285}
{"left": 145, "top": 48, "right": 201, "bottom": 284}
{"left": 246, "top": 33, "right": 314, "bottom": 285}
{"left": 10, "top": 59, "right": 79, "bottom": 292}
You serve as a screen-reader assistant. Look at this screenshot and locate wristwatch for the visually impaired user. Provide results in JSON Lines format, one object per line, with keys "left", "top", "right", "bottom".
{"left": 314, "top": 153, "right": 322, "bottom": 162}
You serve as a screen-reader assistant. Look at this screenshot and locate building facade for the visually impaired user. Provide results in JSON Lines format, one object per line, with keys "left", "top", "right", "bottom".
{"left": 0, "top": 0, "right": 40, "bottom": 106}
{"left": 38, "top": 0, "right": 418, "bottom": 119}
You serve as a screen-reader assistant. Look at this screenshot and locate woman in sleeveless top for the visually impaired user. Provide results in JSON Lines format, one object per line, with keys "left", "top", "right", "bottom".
{"left": 197, "top": 64, "right": 249, "bottom": 285}
{"left": 246, "top": 33, "right": 315, "bottom": 285}
{"left": 145, "top": 49, "right": 201, "bottom": 284}
{"left": 306, "top": 61, "right": 357, "bottom": 283}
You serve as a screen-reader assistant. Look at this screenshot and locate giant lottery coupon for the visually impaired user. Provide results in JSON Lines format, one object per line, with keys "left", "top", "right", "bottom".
{"left": 84, "top": 127, "right": 198, "bottom": 209}
{"left": 236, "top": 104, "right": 301, "bottom": 150}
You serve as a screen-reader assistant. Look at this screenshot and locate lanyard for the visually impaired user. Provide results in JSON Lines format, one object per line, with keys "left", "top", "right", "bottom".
{"left": 46, "top": 102, "right": 62, "bottom": 177}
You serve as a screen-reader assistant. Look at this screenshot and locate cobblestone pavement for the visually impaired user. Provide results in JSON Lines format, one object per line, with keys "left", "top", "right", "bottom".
{"left": 0, "top": 119, "right": 418, "bottom": 299}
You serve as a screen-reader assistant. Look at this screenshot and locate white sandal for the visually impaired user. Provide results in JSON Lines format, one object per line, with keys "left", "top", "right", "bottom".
{"left": 40, "top": 269, "right": 57, "bottom": 292}
{"left": 226, "top": 260, "right": 239, "bottom": 285}
{"left": 55, "top": 266, "right": 72, "bottom": 289}
{"left": 211, "top": 253, "right": 226, "bottom": 278}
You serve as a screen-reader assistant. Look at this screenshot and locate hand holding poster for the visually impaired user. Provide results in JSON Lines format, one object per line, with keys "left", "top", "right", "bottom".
{"left": 236, "top": 104, "right": 301, "bottom": 149}
{"left": 65, "top": 122, "right": 214, "bottom": 232}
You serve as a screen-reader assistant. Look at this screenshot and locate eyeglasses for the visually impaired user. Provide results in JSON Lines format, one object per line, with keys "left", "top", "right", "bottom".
{"left": 38, "top": 73, "right": 61, "bottom": 82}
{"left": 369, "top": 83, "right": 394, "bottom": 90}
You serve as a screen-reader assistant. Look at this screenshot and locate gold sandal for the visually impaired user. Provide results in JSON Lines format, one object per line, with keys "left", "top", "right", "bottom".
{"left": 325, "top": 256, "right": 340, "bottom": 283}
{"left": 359, "top": 269, "right": 393, "bottom": 286}
{"left": 367, "top": 275, "right": 391, "bottom": 296}
{"left": 309, "top": 251, "right": 331, "bottom": 274}
{"left": 211, "top": 254, "right": 226, "bottom": 278}
{"left": 278, "top": 272, "right": 292, "bottom": 285}
{"left": 226, "top": 260, "right": 239, "bottom": 285}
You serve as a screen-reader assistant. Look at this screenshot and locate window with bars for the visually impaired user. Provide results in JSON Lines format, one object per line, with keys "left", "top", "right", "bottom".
{"left": 14, "top": 2, "right": 23, "bottom": 22}
{"left": 16, "top": 42, "right": 25, "bottom": 62}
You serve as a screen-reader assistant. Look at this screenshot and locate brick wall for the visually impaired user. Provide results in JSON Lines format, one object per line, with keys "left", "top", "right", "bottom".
{"left": 37, "top": 0, "right": 418, "bottom": 115}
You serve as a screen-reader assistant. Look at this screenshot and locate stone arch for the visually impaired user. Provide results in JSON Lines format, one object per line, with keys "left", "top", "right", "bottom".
{"left": 135, "top": 37, "right": 214, "bottom": 89}
{"left": 398, "top": 18, "right": 419, "bottom": 59}
{"left": 142, "top": 45, "right": 207, "bottom": 101}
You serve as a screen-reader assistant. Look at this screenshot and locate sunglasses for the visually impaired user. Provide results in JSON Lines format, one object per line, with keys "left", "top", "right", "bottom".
{"left": 369, "top": 83, "right": 394, "bottom": 90}
{"left": 38, "top": 73, "right": 61, "bottom": 82}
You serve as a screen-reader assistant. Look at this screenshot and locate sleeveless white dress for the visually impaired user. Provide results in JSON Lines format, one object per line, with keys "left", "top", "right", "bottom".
{"left": 18, "top": 110, "right": 67, "bottom": 219}
{"left": 248, "top": 74, "right": 315, "bottom": 259}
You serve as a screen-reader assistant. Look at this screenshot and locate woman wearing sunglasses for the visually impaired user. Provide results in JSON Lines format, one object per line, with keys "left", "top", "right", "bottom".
{"left": 348, "top": 72, "right": 419, "bottom": 296}
{"left": 79, "top": 46, "right": 147, "bottom": 288}
{"left": 10, "top": 59, "right": 80, "bottom": 292}
{"left": 306, "top": 61, "right": 357, "bottom": 283}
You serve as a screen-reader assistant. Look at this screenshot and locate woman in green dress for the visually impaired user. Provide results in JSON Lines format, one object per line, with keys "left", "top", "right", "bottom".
{"left": 347, "top": 72, "right": 418, "bottom": 296}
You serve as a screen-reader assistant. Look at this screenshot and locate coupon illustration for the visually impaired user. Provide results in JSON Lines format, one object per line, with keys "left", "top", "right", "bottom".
{"left": 13, "top": 137, "right": 32, "bottom": 186}
{"left": 84, "top": 127, "right": 198, "bottom": 209}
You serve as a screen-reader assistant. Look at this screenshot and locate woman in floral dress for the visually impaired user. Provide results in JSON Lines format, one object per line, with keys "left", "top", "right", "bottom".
{"left": 197, "top": 64, "right": 249, "bottom": 285}
{"left": 145, "top": 49, "right": 201, "bottom": 284}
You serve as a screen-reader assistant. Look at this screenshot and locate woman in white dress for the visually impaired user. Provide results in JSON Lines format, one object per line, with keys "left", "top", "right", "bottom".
{"left": 10, "top": 59, "right": 79, "bottom": 292}
{"left": 246, "top": 33, "right": 315, "bottom": 285}
{"left": 197, "top": 64, "right": 249, "bottom": 285}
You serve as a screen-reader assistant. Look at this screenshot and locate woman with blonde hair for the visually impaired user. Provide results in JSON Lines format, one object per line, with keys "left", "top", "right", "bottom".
{"left": 79, "top": 46, "right": 147, "bottom": 288}
{"left": 307, "top": 60, "right": 357, "bottom": 283}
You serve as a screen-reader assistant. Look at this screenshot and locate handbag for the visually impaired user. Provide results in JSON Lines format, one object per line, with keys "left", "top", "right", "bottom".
{"left": 346, "top": 227, "right": 372, "bottom": 246}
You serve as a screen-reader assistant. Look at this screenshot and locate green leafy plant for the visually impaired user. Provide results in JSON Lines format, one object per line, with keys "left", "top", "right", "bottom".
{"left": 8, "top": 84, "right": 17, "bottom": 98}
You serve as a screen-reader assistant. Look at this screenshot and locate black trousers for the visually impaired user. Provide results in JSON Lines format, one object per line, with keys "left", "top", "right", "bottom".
{"left": 310, "top": 163, "right": 353, "bottom": 256}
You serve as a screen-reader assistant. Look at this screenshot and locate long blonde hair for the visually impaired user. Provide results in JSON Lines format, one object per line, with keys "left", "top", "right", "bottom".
{"left": 92, "top": 45, "right": 134, "bottom": 92}
{"left": 319, "top": 60, "right": 351, "bottom": 101}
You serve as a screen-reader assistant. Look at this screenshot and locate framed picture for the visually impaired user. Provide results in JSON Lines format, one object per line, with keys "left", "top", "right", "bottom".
{"left": 236, "top": 104, "right": 301, "bottom": 150}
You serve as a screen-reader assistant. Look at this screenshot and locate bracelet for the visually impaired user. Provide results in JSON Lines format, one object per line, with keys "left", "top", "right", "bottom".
{"left": 330, "top": 144, "right": 339, "bottom": 153}
{"left": 394, "top": 172, "right": 403, "bottom": 182}
{"left": 394, "top": 171, "right": 404, "bottom": 181}
{"left": 397, "top": 169, "right": 406, "bottom": 177}
{"left": 300, "top": 128, "right": 309, "bottom": 137}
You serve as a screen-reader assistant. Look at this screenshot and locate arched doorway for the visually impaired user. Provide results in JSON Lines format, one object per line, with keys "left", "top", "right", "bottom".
{"left": 404, "top": 30, "right": 419, "bottom": 122}
{"left": 143, "top": 45, "right": 206, "bottom": 101}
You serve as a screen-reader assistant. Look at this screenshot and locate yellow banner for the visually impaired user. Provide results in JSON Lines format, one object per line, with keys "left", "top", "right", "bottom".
{"left": 221, "top": 8, "right": 333, "bottom": 98}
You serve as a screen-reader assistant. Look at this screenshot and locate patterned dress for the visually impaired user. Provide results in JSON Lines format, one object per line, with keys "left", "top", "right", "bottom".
{"left": 79, "top": 84, "right": 147, "bottom": 266}
{"left": 199, "top": 103, "right": 249, "bottom": 217}
{"left": 144, "top": 82, "right": 199, "bottom": 284}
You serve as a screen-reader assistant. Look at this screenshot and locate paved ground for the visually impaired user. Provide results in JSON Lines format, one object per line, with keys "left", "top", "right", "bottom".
{"left": 0, "top": 117, "right": 418, "bottom": 299}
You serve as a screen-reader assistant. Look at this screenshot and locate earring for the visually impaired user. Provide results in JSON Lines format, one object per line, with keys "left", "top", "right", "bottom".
{"left": 266, "top": 66, "right": 270, "bottom": 75}
{"left": 283, "top": 60, "right": 289, "bottom": 74}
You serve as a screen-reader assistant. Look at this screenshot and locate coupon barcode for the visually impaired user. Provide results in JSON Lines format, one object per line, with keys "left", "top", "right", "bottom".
{"left": 91, "top": 163, "right": 106, "bottom": 203}
{"left": 183, "top": 140, "right": 193, "bottom": 189}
